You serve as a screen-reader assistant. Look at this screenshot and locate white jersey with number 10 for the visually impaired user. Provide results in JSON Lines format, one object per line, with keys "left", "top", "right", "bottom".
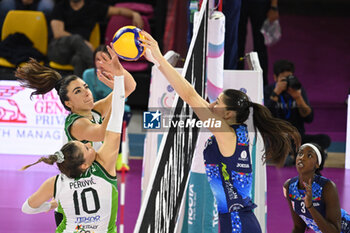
{"left": 54, "top": 161, "right": 118, "bottom": 233}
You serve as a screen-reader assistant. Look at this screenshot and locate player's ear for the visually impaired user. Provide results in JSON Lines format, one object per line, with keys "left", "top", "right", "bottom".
{"left": 224, "top": 110, "right": 235, "bottom": 121}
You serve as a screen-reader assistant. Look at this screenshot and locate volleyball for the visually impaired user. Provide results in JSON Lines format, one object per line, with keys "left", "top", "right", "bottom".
{"left": 112, "top": 26, "right": 145, "bottom": 61}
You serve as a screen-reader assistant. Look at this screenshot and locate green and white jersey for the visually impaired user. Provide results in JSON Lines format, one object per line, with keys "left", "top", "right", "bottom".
{"left": 54, "top": 161, "right": 118, "bottom": 233}
{"left": 64, "top": 110, "right": 103, "bottom": 151}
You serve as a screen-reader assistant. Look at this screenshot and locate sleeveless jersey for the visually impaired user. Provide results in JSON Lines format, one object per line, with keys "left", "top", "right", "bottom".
{"left": 54, "top": 161, "right": 118, "bottom": 233}
{"left": 64, "top": 110, "right": 103, "bottom": 151}
{"left": 203, "top": 124, "right": 256, "bottom": 214}
{"left": 288, "top": 175, "right": 350, "bottom": 232}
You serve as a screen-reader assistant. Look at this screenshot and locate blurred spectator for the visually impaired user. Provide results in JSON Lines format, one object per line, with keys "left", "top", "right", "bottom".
{"left": 237, "top": 0, "right": 279, "bottom": 86}
{"left": 48, "top": 0, "right": 143, "bottom": 77}
{"left": 0, "top": 0, "right": 54, "bottom": 14}
{"left": 222, "top": 0, "right": 241, "bottom": 69}
{"left": 82, "top": 45, "right": 112, "bottom": 101}
{"left": 186, "top": 0, "right": 241, "bottom": 70}
{"left": 0, "top": 0, "right": 54, "bottom": 37}
{"left": 264, "top": 59, "right": 331, "bottom": 165}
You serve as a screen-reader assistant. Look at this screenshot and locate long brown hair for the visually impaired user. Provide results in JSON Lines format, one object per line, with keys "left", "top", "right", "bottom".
{"left": 20, "top": 141, "right": 86, "bottom": 178}
{"left": 15, "top": 58, "right": 80, "bottom": 111}
{"left": 223, "top": 89, "right": 301, "bottom": 167}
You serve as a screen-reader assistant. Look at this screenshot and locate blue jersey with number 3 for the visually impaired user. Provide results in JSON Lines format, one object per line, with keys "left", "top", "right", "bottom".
{"left": 288, "top": 175, "right": 350, "bottom": 232}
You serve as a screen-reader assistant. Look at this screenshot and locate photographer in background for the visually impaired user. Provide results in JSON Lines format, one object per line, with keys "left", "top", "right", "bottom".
{"left": 264, "top": 59, "right": 331, "bottom": 166}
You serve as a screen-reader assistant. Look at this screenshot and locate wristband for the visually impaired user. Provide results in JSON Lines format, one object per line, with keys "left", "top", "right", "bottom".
{"left": 22, "top": 199, "right": 51, "bottom": 214}
{"left": 106, "top": 75, "right": 125, "bottom": 133}
{"left": 270, "top": 6, "right": 278, "bottom": 11}
{"left": 306, "top": 203, "right": 313, "bottom": 209}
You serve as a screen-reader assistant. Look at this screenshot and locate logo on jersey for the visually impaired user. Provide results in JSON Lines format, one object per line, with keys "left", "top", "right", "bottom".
{"left": 238, "top": 150, "right": 249, "bottom": 161}
{"left": 221, "top": 163, "right": 230, "bottom": 181}
{"left": 204, "top": 136, "right": 214, "bottom": 149}
{"left": 236, "top": 163, "right": 250, "bottom": 168}
{"left": 74, "top": 224, "right": 98, "bottom": 232}
{"left": 228, "top": 203, "right": 245, "bottom": 212}
{"left": 74, "top": 224, "right": 96, "bottom": 233}
{"left": 75, "top": 215, "right": 101, "bottom": 224}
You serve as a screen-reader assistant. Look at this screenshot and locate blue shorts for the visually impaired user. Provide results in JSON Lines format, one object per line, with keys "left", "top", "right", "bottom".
{"left": 219, "top": 210, "right": 262, "bottom": 233}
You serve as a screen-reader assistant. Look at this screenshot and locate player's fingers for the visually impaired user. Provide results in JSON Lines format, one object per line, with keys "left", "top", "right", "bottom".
{"left": 101, "top": 52, "right": 110, "bottom": 62}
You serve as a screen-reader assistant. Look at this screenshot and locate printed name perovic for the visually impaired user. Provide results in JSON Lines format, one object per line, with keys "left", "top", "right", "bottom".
{"left": 162, "top": 118, "right": 222, "bottom": 128}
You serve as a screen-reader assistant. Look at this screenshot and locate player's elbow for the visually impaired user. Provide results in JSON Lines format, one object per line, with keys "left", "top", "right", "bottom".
{"left": 129, "top": 80, "right": 136, "bottom": 94}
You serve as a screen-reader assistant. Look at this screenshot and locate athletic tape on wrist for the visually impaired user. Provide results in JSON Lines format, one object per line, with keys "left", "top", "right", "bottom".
{"left": 22, "top": 199, "right": 51, "bottom": 214}
{"left": 106, "top": 75, "right": 125, "bottom": 133}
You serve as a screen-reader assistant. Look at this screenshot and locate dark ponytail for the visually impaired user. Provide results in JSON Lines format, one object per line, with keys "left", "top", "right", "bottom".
{"left": 15, "top": 58, "right": 80, "bottom": 111}
{"left": 15, "top": 58, "right": 62, "bottom": 98}
{"left": 251, "top": 103, "right": 301, "bottom": 167}
{"left": 20, "top": 141, "right": 85, "bottom": 178}
{"left": 20, "top": 154, "right": 58, "bottom": 171}
{"left": 223, "top": 89, "right": 301, "bottom": 167}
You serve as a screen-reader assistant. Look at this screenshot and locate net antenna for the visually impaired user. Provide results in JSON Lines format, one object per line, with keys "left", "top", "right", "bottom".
{"left": 245, "top": 52, "right": 263, "bottom": 72}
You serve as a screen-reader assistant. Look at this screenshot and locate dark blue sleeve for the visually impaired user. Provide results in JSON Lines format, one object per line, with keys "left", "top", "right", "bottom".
{"left": 300, "top": 87, "right": 313, "bottom": 123}
{"left": 264, "top": 84, "right": 279, "bottom": 117}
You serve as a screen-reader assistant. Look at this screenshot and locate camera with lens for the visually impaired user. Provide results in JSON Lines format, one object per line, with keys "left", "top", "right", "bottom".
{"left": 285, "top": 75, "right": 302, "bottom": 90}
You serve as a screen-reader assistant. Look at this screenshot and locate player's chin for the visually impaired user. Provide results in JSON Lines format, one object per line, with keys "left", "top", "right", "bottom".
{"left": 85, "top": 99, "right": 94, "bottom": 107}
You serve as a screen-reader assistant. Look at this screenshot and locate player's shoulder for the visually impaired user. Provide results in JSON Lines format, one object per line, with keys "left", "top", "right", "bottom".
{"left": 283, "top": 178, "right": 291, "bottom": 189}
{"left": 283, "top": 176, "right": 299, "bottom": 190}
{"left": 323, "top": 178, "right": 337, "bottom": 193}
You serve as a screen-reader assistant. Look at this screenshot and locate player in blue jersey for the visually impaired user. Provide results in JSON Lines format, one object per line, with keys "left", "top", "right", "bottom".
{"left": 140, "top": 31, "right": 301, "bottom": 233}
{"left": 284, "top": 143, "right": 350, "bottom": 233}
{"left": 20, "top": 47, "right": 128, "bottom": 233}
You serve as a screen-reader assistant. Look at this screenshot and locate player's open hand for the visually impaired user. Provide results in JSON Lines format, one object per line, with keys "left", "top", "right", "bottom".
{"left": 139, "top": 31, "right": 163, "bottom": 66}
{"left": 303, "top": 178, "right": 313, "bottom": 209}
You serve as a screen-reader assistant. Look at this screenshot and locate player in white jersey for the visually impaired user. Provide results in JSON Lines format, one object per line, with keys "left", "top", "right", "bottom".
{"left": 20, "top": 46, "right": 128, "bottom": 233}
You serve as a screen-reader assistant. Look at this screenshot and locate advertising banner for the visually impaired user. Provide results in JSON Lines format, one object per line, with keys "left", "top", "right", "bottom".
{"left": 0, "top": 80, "right": 68, "bottom": 155}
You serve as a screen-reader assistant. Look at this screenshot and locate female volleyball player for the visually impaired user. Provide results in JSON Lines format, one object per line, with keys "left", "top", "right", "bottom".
{"left": 140, "top": 31, "right": 300, "bottom": 233}
{"left": 16, "top": 45, "right": 135, "bottom": 225}
{"left": 283, "top": 143, "right": 350, "bottom": 232}
{"left": 82, "top": 45, "right": 131, "bottom": 172}
{"left": 21, "top": 52, "right": 126, "bottom": 233}
{"left": 15, "top": 47, "right": 135, "bottom": 152}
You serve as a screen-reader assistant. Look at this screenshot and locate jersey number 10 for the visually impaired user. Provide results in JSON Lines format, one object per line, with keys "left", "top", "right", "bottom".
{"left": 73, "top": 187, "right": 100, "bottom": 215}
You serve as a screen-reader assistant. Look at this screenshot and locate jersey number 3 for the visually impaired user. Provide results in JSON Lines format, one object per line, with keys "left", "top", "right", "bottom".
{"left": 300, "top": 202, "right": 306, "bottom": 214}
{"left": 73, "top": 187, "right": 100, "bottom": 215}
